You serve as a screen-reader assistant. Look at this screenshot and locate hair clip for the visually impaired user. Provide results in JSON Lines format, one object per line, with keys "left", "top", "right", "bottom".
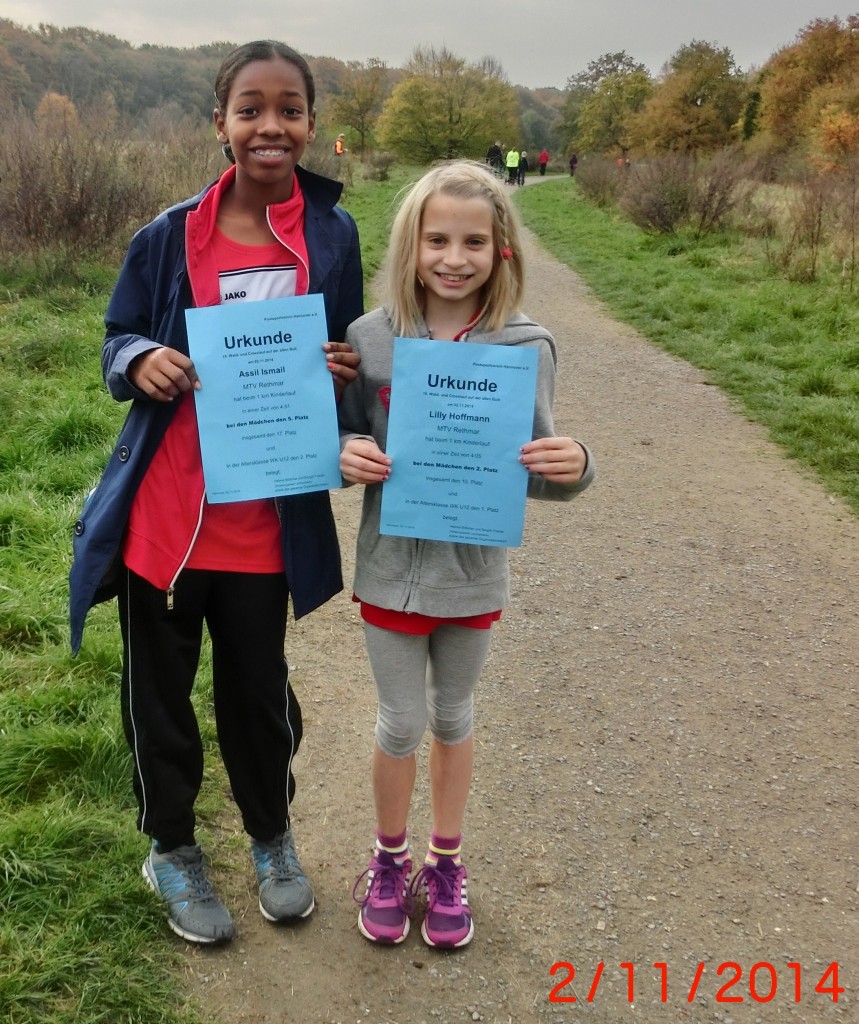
{"left": 500, "top": 247, "right": 513, "bottom": 260}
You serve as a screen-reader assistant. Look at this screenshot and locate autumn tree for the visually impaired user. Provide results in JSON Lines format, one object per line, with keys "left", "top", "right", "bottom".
{"left": 0, "top": 40, "right": 32, "bottom": 101}
{"left": 576, "top": 69, "right": 652, "bottom": 157}
{"left": 814, "top": 107, "right": 859, "bottom": 289}
{"left": 756, "top": 16, "right": 859, "bottom": 155}
{"left": 571, "top": 51, "right": 649, "bottom": 93}
{"left": 35, "top": 90, "right": 79, "bottom": 131}
{"left": 558, "top": 51, "right": 647, "bottom": 153}
{"left": 517, "top": 87, "right": 566, "bottom": 152}
{"left": 814, "top": 108, "right": 859, "bottom": 170}
{"left": 629, "top": 41, "right": 746, "bottom": 155}
{"left": 328, "top": 58, "right": 390, "bottom": 156}
{"left": 375, "top": 46, "right": 518, "bottom": 162}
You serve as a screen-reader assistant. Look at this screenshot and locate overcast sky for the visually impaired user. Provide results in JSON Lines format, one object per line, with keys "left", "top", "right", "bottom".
{"left": 2, "top": 1, "right": 856, "bottom": 89}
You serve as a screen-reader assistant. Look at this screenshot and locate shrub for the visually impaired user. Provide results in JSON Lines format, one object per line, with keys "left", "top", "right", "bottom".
{"left": 616, "top": 150, "right": 752, "bottom": 237}
{"left": 693, "top": 147, "right": 754, "bottom": 237}
{"left": 138, "top": 102, "right": 224, "bottom": 203}
{"left": 575, "top": 157, "right": 623, "bottom": 207}
{"left": 619, "top": 154, "right": 696, "bottom": 233}
{"left": 753, "top": 173, "right": 834, "bottom": 282}
{"left": 363, "top": 151, "right": 397, "bottom": 182}
{"left": 302, "top": 136, "right": 353, "bottom": 189}
{"left": 828, "top": 164, "right": 859, "bottom": 291}
{"left": 781, "top": 175, "right": 831, "bottom": 282}
{"left": 0, "top": 102, "right": 160, "bottom": 261}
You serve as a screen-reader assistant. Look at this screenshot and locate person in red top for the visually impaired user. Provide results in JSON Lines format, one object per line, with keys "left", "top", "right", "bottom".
{"left": 77, "top": 40, "right": 363, "bottom": 946}
{"left": 538, "top": 148, "right": 549, "bottom": 175}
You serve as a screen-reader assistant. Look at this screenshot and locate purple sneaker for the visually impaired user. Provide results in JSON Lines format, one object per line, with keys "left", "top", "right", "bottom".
{"left": 352, "top": 849, "right": 413, "bottom": 944}
{"left": 412, "top": 855, "right": 474, "bottom": 949}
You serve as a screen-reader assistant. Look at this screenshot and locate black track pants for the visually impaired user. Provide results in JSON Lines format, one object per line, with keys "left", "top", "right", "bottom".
{"left": 118, "top": 567, "right": 301, "bottom": 849}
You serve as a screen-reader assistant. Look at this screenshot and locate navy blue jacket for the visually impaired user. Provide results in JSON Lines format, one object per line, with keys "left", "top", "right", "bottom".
{"left": 69, "top": 165, "right": 363, "bottom": 653}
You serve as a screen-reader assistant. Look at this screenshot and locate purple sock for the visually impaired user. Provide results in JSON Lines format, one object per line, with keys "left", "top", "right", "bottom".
{"left": 427, "top": 832, "right": 462, "bottom": 865}
{"left": 376, "top": 829, "right": 409, "bottom": 863}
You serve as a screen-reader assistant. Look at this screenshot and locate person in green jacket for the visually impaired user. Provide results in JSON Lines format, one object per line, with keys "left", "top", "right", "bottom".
{"left": 505, "top": 145, "right": 520, "bottom": 184}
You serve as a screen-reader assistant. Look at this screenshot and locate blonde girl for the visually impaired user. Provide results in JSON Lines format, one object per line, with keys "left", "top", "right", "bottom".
{"left": 338, "top": 160, "right": 594, "bottom": 948}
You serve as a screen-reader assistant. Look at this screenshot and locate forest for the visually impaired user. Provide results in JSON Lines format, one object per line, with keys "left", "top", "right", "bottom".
{"left": 3, "top": 14, "right": 859, "bottom": 278}
{"left": 3, "top": 15, "right": 857, "bottom": 169}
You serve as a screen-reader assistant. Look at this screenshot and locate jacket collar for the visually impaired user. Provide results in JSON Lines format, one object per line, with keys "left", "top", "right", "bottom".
{"left": 172, "top": 163, "right": 345, "bottom": 298}
{"left": 167, "top": 164, "right": 343, "bottom": 235}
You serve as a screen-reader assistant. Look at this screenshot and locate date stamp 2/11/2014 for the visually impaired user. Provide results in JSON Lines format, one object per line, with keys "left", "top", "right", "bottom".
{"left": 549, "top": 960, "right": 845, "bottom": 1006}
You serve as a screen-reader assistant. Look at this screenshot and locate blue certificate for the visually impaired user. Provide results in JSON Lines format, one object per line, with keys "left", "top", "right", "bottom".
{"left": 185, "top": 293, "right": 340, "bottom": 503}
{"left": 381, "top": 338, "right": 538, "bottom": 546}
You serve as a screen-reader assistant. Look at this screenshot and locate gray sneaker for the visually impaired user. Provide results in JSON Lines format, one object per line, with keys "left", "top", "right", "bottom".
{"left": 251, "top": 829, "right": 315, "bottom": 922}
{"left": 143, "top": 842, "right": 235, "bottom": 945}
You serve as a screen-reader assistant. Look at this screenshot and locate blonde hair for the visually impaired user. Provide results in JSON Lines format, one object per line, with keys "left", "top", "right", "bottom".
{"left": 385, "top": 160, "right": 525, "bottom": 336}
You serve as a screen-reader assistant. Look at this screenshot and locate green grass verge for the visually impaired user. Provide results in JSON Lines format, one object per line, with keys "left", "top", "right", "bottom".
{"left": 0, "top": 262, "right": 210, "bottom": 1024}
{"left": 341, "top": 165, "right": 424, "bottom": 305}
{"left": 516, "top": 178, "right": 859, "bottom": 515}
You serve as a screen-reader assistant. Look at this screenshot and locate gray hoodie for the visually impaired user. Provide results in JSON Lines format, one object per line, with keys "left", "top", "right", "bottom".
{"left": 338, "top": 306, "right": 595, "bottom": 617}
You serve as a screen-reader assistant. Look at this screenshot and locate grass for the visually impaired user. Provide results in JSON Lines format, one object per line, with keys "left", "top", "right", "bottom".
{"left": 341, "top": 164, "right": 424, "bottom": 303}
{"left": 0, "top": 261, "right": 210, "bottom": 1024}
{"left": 2, "top": 168, "right": 858, "bottom": 1024}
{"left": 515, "top": 178, "right": 859, "bottom": 515}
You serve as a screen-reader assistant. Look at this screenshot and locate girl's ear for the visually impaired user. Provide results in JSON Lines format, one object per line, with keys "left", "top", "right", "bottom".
{"left": 213, "top": 108, "right": 227, "bottom": 143}
{"left": 306, "top": 110, "right": 317, "bottom": 145}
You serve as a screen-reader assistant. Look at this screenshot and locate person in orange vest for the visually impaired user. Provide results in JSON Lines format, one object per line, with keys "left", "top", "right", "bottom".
{"left": 334, "top": 133, "right": 346, "bottom": 155}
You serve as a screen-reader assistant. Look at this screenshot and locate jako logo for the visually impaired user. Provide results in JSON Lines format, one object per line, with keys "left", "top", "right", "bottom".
{"left": 224, "top": 290, "right": 247, "bottom": 301}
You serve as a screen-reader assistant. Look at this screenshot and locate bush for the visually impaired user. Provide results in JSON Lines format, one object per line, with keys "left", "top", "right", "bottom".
{"left": 778, "top": 174, "right": 832, "bottom": 282}
{"left": 692, "top": 148, "right": 753, "bottom": 237}
{"left": 302, "top": 136, "right": 353, "bottom": 189}
{"left": 616, "top": 150, "right": 751, "bottom": 237}
{"left": 363, "top": 151, "right": 397, "bottom": 182}
{"left": 575, "top": 157, "right": 623, "bottom": 207}
{"left": 0, "top": 102, "right": 160, "bottom": 261}
{"left": 828, "top": 165, "right": 859, "bottom": 291}
{"left": 619, "top": 154, "right": 696, "bottom": 234}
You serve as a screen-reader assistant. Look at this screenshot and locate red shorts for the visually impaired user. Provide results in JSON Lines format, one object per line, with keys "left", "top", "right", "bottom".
{"left": 354, "top": 596, "right": 501, "bottom": 635}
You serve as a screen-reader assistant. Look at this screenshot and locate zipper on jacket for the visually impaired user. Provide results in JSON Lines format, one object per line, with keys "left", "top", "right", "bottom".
{"left": 402, "top": 538, "right": 426, "bottom": 611}
{"left": 266, "top": 208, "right": 311, "bottom": 287}
{"left": 166, "top": 490, "right": 206, "bottom": 610}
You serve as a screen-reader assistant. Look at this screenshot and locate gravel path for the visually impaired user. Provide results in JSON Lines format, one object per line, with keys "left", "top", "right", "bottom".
{"left": 184, "top": 192, "right": 859, "bottom": 1024}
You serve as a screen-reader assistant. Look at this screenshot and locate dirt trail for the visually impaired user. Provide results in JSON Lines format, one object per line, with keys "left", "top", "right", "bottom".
{"left": 184, "top": 184, "right": 859, "bottom": 1024}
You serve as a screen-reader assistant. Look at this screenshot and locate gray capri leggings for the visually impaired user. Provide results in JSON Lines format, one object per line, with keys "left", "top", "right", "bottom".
{"left": 364, "top": 622, "right": 494, "bottom": 758}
